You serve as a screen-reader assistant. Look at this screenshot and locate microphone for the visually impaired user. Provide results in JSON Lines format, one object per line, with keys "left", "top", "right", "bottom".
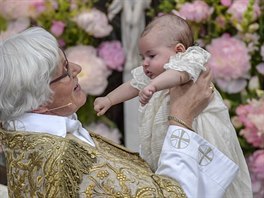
{"left": 46, "top": 103, "right": 73, "bottom": 112}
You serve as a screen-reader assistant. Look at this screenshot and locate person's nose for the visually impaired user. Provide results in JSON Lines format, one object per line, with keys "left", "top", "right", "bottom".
{"left": 142, "top": 58, "right": 149, "bottom": 68}
{"left": 69, "top": 62, "right": 82, "bottom": 77}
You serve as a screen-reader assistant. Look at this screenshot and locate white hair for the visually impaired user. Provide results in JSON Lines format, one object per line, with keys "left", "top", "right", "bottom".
{"left": 0, "top": 27, "right": 60, "bottom": 121}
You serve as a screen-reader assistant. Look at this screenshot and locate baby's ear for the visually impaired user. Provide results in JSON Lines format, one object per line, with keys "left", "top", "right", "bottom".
{"left": 174, "top": 43, "right": 185, "bottom": 53}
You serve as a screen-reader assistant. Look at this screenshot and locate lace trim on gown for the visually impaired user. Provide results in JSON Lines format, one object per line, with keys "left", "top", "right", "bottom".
{"left": 164, "top": 46, "right": 210, "bottom": 82}
{"left": 130, "top": 66, "right": 150, "bottom": 90}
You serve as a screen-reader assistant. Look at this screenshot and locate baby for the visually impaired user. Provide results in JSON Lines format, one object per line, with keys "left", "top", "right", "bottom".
{"left": 94, "top": 14, "right": 252, "bottom": 198}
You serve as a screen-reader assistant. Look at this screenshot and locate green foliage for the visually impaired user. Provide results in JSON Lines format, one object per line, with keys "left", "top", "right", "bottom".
{"left": 0, "top": 15, "right": 7, "bottom": 31}
{"left": 158, "top": 0, "right": 176, "bottom": 13}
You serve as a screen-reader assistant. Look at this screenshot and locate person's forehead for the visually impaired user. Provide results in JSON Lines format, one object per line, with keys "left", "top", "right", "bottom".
{"left": 141, "top": 30, "right": 170, "bottom": 47}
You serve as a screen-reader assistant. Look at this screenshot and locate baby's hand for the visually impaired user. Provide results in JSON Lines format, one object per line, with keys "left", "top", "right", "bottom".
{"left": 94, "top": 96, "right": 112, "bottom": 116}
{"left": 139, "top": 84, "right": 156, "bottom": 105}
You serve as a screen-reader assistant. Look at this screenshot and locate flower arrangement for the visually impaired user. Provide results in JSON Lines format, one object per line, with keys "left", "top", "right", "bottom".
{"left": 148, "top": 0, "right": 264, "bottom": 197}
{"left": 1, "top": 0, "right": 264, "bottom": 194}
{"left": 0, "top": 0, "right": 125, "bottom": 143}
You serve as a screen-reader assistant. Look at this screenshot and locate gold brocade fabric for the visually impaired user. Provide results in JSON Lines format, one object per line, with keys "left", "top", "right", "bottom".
{"left": 0, "top": 128, "right": 186, "bottom": 198}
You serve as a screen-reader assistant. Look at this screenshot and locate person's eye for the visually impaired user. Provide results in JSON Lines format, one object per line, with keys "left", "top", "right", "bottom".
{"left": 149, "top": 54, "right": 155, "bottom": 59}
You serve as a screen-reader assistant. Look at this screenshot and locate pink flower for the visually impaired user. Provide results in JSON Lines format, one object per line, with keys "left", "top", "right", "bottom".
{"left": 206, "top": 34, "right": 251, "bottom": 93}
{"left": 66, "top": 45, "right": 111, "bottom": 96}
{"left": 236, "top": 98, "right": 264, "bottom": 148}
{"left": 248, "top": 150, "right": 264, "bottom": 179}
{"left": 74, "top": 8, "right": 113, "bottom": 38}
{"left": 50, "top": 20, "right": 65, "bottom": 37}
{"left": 247, "top": 151, "right": 264, "bottom": 198}
{"left": 178, "top": 0, "right": 213, "bottom": 23}
{"left": 241, "top": 128, "right": 264, "bottom": 148}
{"left": 33, "top": 0, "right": 46, "bottom": 13}
{"left": 87, "top": 122, "right": 122, "bottom": 144}
{"left": 227, "top": 0, "right": 260, "bottom": 23}
{"left": 221, "top": 0, "right": 232, "bottom": 7}
{"left": 0, "top": 0, "right": 45, "bottom": 20}
{"left": 251, "top": 178, "right": 264, "bottom": 198}
{"left": 98, "top": 41, "right": 125, "bottom": 71}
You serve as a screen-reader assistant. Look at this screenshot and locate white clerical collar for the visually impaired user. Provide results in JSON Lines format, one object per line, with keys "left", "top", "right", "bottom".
{"left": 3, "top": 113, "right": 95, "bottom": 147}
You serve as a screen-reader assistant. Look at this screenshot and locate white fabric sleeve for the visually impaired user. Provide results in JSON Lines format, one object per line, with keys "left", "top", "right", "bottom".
{"left": 130, "top": 66, "right": 150, "bottom": 90}
{"left": 163, "top": 46, "right": 210, "bottom": 82}
{"left": 156, "top": 125, "right": 239, "bottom": 198}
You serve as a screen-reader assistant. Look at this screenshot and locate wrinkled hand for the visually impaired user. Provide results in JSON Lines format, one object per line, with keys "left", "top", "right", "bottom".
{"left": 139, "top": 84, "right": 156, "bottom": 105}
{"left": 94, "top": 97, "right": 112, "bottom": 116}
{"left": 169, "top": 67, "right": 213, "bottom": 128}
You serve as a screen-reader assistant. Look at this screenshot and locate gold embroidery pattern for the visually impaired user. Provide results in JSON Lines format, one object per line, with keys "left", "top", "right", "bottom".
{"left": 78, "top": 133, "right": 186, "bottom": 197}
{"left": 0, "top": 129, "right": 186, "bottom": 198}
{"left": 0, "top": 130, "right": 95, "bottom": 198}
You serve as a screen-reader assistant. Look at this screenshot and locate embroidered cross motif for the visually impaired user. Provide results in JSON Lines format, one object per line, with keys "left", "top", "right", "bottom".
{"left": 170, "top": 129, "right": 190, "bottom": 149}
{"left": 198, "top": 145, "right": 214, "bottom": 166}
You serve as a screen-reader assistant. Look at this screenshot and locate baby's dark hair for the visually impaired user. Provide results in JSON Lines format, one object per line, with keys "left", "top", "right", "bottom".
{"left": 141, "top": 14, "right": 194, "bottom": 49}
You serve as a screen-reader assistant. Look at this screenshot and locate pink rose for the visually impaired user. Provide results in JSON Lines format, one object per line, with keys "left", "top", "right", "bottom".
{"left": 66, "top": 45, "right": 111, "bottom": 96}
{"left": 50, "top": 20, "right": 65, "bottom": 37}
{"left": 98, "top": 41, "right": 125, "bottom": 71}
{"left": 206, "top": 34, "right": 251, "bottom": 93}
{"left": 178, "top": 0, "right": 213, "bottom": 23}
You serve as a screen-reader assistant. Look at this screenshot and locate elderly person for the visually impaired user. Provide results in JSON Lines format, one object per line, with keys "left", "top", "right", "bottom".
{"left": 0, "top": 27, "right": 238, "bottom": 198}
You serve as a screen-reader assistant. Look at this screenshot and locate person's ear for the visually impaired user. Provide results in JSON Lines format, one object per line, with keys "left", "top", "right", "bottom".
{"left": 174, "top": 43, "right": 185, "bottom": 53}
{"left": 31, "top": 106, "right": 49, "bottom": 113}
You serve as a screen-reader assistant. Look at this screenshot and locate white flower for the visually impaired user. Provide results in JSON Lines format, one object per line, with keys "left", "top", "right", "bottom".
{"left": 74, "top": 8, "right": 113, "bottom": 38}
{"left": 66, "top": 45, "right": 111, "bottom": 96}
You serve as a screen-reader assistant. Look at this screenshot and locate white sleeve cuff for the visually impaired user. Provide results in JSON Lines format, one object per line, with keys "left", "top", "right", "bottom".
{"left": 156, "top": 125, "right": 239, "bottom": 198}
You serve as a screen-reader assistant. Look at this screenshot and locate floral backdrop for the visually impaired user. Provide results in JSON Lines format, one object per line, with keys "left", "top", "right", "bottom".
{"left": 0, "top": 0, "right": 125, "bottom": 145}
{"left": 0, "top": 0, "right": 264, "bottom": 197}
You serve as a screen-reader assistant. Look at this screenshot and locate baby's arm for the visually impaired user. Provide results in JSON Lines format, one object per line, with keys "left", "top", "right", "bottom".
{"left": 94, "top": 81, "right": 139, "bottom": 116}
{"left": 150, "top": 69, "right": 190, "bottom": 91}
{"left": 139, "top": 70, "right": 190, "bottom": 105}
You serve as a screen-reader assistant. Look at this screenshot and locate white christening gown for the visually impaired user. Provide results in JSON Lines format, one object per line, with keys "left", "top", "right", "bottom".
{"left": 130, "top": 46, "right": 252, "bottom": 198}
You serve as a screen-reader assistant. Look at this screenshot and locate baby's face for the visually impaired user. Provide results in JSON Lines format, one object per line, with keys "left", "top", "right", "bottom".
{"left": 138, "top": 31, "right": 176, "bottom": 79}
